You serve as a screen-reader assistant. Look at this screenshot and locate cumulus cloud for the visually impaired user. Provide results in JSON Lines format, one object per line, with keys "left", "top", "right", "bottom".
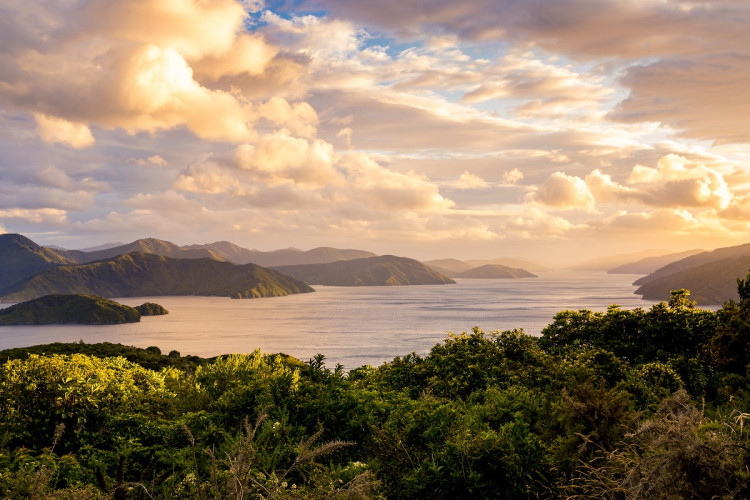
{"left": 0, "top": 208, "right": 68, "bottom": 225}
{"left": 452, "top": 171, "right": 489, "bottom": 189}
{"left": 502, "top": 168, "right": 524, "bottom": 184}
{"left": 527, "top": 172, "right": 595, "bottom": 211}
{"left": 34, "top": 114, "right": 95, "bottom": 149}
{"left": 235, "top": 131, "right": 342, "bottom": 187}
{"left": 0, "top": 0, "right": 314, "bottom": 146}
{"left": 626, "top": 155, "right": 732, "bottom": 210}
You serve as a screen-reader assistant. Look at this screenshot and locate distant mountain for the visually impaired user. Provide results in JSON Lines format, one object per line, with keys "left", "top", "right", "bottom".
{"left": 424, "top": 258, "right": 547, "bottom": 277}
{"left": 465, "top": 258, "right": 551, "bottom": 273}
{"left": 608, "top": 249, "right": 705, "bottom": 275}
{"left": 454, "top": 264, "right": 537, "bottom": 279}
{"left": 58, "top": 238, "right": 223, "bottom": 264}
{"left": 0, "top": 252, "right": 314, "bottom": 302}
{"left": 423, "top": 259, "right": 474, "bottom": 276}
{"left": 78, "top": 242, "right": 125, "bottom": 252}
{"left": 0, "top": 294, "right": 141, "bottom": 325}
{"left": 569, "top": 249, "right": 672, "bottom": 272}
{"left": 634, "top": 243, "right": 750, "bottom": 287}
{"left": 273, "top": 255, "right": 455, "bottom": 286}
{"left": 0, "top": 234, "right": 74, "bottom": 289}
{"left": 634, "top": 256, "right": 750, "bottom": 305}
{"left": 189, "top": 242, "right": 377, "bottom": 266}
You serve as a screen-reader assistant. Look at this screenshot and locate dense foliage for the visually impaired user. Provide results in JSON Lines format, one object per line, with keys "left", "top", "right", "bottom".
{"left": 0, "top": 295, "right": 141, "bottom": 325}
{"left": 1, "top": 280, "right": 750, "bottom": 498}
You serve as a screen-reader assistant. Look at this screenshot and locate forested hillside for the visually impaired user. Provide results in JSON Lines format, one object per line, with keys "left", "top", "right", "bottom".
{"left": 1, "top": 282, "right": 749, "bottom": 498}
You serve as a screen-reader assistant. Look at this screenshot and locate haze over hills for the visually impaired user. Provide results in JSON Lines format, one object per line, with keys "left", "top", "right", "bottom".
{"left": 454, "top": 265, "right": 537, "bottom": 279}
{"left": 0, "top": 252, "right": 314, "bottom": 302}
{"left": 423, "top": 257, "right": 547, "bottom": 277}
{"left": 57, "top": 238, "right": 224, "bottom": 264}
{"left": 634, "top": 256, "right": 750, "bottom": 305}
{"left": 634, "top": 243, "right": 750, "bottom": 287}
{"left": 464, "top": 258, "right": 551, "bottom": 273}
{"left": 273, "top": 256, "right": 455, "bottom": 286}
{"left": 568, "top": 249, "right": 675, "bottom": 272}
{"left": 608, "top": 249, "right": 705, "bottom": 275}
{"left": 185, "top": 242, "right": 377, "bottom": 267}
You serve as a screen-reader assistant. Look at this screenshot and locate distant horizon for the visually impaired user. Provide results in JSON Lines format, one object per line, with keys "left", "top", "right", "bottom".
{"left": 3, "top": 230, "right": 720, "bottom": 271}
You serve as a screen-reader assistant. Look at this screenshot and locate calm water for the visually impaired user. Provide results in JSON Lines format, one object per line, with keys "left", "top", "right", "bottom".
{"left": 0, "top": 272, "right": 656, "bottom": 369}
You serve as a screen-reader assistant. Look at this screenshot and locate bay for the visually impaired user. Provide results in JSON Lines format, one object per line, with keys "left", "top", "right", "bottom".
{"left": 0, "top": 272, "right": 657, "bottom": 369}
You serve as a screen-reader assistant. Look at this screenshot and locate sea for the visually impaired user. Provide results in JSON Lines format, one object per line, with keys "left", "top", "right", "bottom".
{"left": 0, "top": 272, "right": 658, "bottom": 369}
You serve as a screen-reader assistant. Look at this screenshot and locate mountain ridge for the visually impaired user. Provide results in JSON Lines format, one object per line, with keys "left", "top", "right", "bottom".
{"left": 0, "top": 252, "right": 314, "bottom": 302}
{"left": 273, "top": 255, "right": 455, "bottom": 286}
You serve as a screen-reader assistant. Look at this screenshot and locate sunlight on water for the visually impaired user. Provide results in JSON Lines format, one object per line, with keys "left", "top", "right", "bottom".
{"left": 0, "top": 272, "right": 658, "bottom": 369}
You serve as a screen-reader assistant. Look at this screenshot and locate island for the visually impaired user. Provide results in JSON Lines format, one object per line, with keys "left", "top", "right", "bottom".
{"left": 0, "top": 294, "right": 147, "bottom": 325}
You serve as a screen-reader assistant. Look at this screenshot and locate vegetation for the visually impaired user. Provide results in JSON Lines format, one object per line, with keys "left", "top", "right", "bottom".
{"left": 0, "top": 294, "right": 142, "bottom": 325}
{"left": 273, "top": 255, "right": 455, "bottom": 286}
{"left": 0, "top": 252, "right": 314, "bottom": 301}
{"left": 134, "top": 302, "right": 169, "bottom": 316}
{"left": 2, "top": 277, "right": 750, "bottom": 498}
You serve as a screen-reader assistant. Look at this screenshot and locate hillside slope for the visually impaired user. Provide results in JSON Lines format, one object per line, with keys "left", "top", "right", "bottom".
{"left": 455, "top": 264, "right": 537, "bottom": 279}
{"left": 634, "top": 256, "right": 750, "bottom": 304}
{"left": 273, "top": 255, "right": 455, "bottom": 286}
{"left": 0, "top": 252, "right": 314, "bottom": 301}
{"left": 0, "top": 234, "right": 74, "bottom": 289}
{"left": 634, "top": 243, "right": 750, "bottom": 287}
{"left": 608, "top": 249, "right": 704, "bottom": 275}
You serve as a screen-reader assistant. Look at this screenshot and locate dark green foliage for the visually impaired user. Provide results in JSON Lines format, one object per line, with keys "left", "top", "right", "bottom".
{"left": 134, "top": 302, "right": 168, "bottom": 316}
{"left": 0, "top": 251, "right": 314, "bottom": 301}
{"left": 0, "top": 294, "right": 140, "bottom": 325}
{"left": 1, "top": 277, "right": 750, "bottom": 498}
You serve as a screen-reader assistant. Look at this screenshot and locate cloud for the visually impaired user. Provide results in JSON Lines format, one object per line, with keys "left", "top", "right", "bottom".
{"left": 452, "top": 171, "right": 489, "bottom": 189}
{"left": 626, "top": 154, "right": 732, "bottom": 210}
{"left": 235, "top": 130, "right": 342, "bottom": 187}
{"left": 0, "top": 208, "right": 68, "bottom": 225}
{"left": 502, "top": 168, "right": 524, "bottom": 184}
{"left": 527, "top": 171, "right": 595, "bottom": 211}
{"left": 34, "top": 114, "right": 94, "bottom": 149}
{"left": 0, "top": 0, "right": 314, "bottom": 145}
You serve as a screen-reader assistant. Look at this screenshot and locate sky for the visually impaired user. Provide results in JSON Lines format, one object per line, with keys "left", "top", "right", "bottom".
{"left": 1, "top": 0, "right": 749, "bottom": 266}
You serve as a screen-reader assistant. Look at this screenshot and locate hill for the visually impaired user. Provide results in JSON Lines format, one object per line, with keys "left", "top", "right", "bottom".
{"left": 0, "top": 252, "right": 314, "bottom": 302}
{"left": 465, "top": 257, "right": 550, "bottom": 273}
{"left": 569, "top": 249, "right": 671, "bottom": 272}
{"left": 59, "top": 238, "right": 224, "bottom": 264}
{"left": 0, "top": 294, "right": 141, "bottom": 325}
{"left": 189, "top": 242, "right": 377, "bottom": 266}
{"left": 634, "top": 243, "right": 750, "bottom": 287}
{"left": 273, "top": 255, "right": 455, "bottom": 286}
{"left": 423, "top": 259, "right": 474, "bottom": 277}
{"left": 0, "top": 234, "right": 74, "bottom": 289}
{"left": 454, "top": 264, "right": 537, "bottom": 279}
{"left": 634, "top": 256, "right": 750, "bottom": 305}
{"left": 608, "top": 249, "right": 704, "bottom": 275}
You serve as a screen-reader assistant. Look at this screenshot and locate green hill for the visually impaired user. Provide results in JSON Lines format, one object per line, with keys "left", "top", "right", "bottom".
{"left": 455, "top": 264, "right": 537, "bottom": 279}
{"left": 273, "top": 255, "right": 455, "bottom": 286}
{"left": 0, "top": 234, "right": 74, "bottom": 289}
{"left": 635, "top": 256, "right": 750, "bottom": 305}
{"left": 0, "top": 252, "right": 314, "bottom": 302}
{"left": 0, "top": 294, "right": 140, "bottom": 325}
{"left": 59, "top": 237, "right": 224, "bottom": 264}
{"left": 634, "top": 243, "right": 750, "bottom": 286}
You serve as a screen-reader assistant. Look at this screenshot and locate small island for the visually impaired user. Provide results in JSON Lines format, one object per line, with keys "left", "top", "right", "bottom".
{"left": 135, "top": 302, "right": 169, "bottom": 316}
{"left": 0, "top": 294, "right": 167, "bottom": 325}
